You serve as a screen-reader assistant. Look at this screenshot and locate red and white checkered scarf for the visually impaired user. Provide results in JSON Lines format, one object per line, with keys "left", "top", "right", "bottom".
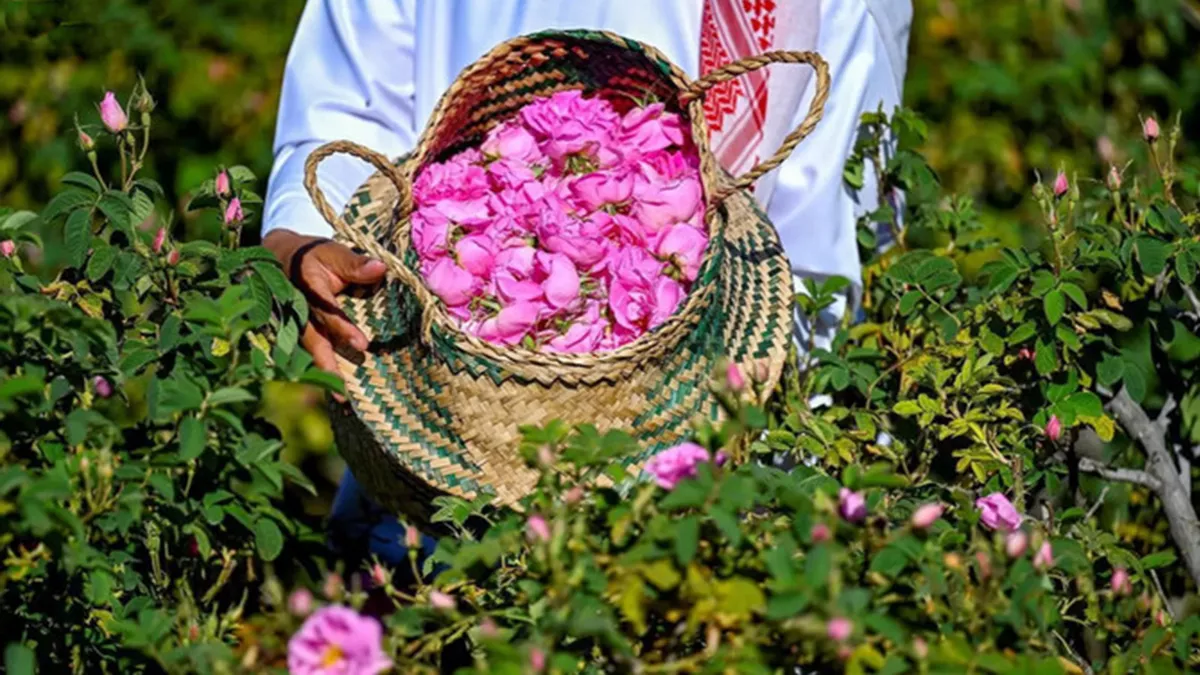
{"left": 701, "top": 0, "right": 819, "bottom": 195}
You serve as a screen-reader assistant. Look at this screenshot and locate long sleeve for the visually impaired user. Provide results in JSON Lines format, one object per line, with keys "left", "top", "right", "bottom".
{"left": 766, "top": 0, "right": 911, "bottom": 351}
{"left": 263, "top": 0, "right": 419, "bottom": 239}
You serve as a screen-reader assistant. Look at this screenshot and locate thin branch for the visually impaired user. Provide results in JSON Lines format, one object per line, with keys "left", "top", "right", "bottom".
{"left": 1085, "top": 485, "right": 1110, "bottom": 520}
{"left": 1078, "top": 458, "right": 1161, "bottom": 491}
{"left": 1150, "top": 569, "right": 1177, "bottom": 621}
{"left": 1183, "top": 285, "right": 1200, "bottom": 319}
{"left": 1107, "top": 387, "right": 1200, "bottom": 589}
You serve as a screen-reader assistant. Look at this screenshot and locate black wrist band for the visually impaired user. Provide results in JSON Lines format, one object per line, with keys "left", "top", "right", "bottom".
{"left": 289, "top": 238, "right": 332, "bottom": 290}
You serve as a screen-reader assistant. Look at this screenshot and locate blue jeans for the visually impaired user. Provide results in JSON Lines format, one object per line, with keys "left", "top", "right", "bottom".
{"left": 329, "top": 468, "right": 439, "bottom": 566}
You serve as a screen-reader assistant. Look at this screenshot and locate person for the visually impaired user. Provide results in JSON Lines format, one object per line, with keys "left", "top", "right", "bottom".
{"left": 262, "top": 0, "right": 912, "bottom": 566}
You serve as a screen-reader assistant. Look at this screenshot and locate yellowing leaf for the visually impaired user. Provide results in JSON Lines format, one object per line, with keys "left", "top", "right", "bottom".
{"left": 211, "top": 338, "right": 231, "bottom": 357}
{"left": 640, "top": 559, "right": 681, "bottom": 590}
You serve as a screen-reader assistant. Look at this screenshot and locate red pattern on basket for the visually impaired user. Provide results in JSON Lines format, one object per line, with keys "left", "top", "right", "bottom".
{"left": 700, "top": 0, "right": 777, "bottom": 175}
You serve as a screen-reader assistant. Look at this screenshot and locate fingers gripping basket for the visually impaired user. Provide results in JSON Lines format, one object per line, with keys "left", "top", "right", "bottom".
{"left": 303, "top": 30, "right": 830, "bottom": 528}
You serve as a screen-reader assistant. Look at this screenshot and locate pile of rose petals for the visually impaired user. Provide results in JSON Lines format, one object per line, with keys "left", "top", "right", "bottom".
{"left": 412, "top": 90, "right": 707, "bottom": 353}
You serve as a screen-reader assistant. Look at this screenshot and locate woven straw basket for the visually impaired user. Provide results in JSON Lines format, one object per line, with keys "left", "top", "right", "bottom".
{"left": 302, "top": 30, "right": 829, "bottom": 528}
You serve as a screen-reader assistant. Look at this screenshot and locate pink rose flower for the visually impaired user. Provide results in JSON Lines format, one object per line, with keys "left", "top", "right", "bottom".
{"left": 99, "top": 91, "right": 127, "bottom": 133}
{"left": 287, "top": 606, "right": 392, "bottom": 675}
{"left": 1111, "top": 567, "right": 1132, "bottom": 596}
{"left": 93, "top": 376, "right": 113, "bottom": 399}
{"left": 0, "top": 240, "right": 15, "bottom": 258}
{"left": 546, "top": 301, "right": 606, "bottom": 354}
{"left": 425, "top": 257, "right": 481, "bottom": 307}
{"left": 475, "top": 301, "right": 540, "bottom": 346}
{"left": 1033, "top": 541, "right": 1054, "bottom": 571}
{"left": 726, "top": 362, "right": 746, "bottom": 392}
{"left": 569, "top": 168, "right": 634, "bottom": 210}
{"left": 455, "top": 233, "right": 497, "bottom": 278}
{"left": 536, "top": 208, "right": 612, "bottom": 272}
{"left": 610, "top": 274, "right": 683, "bottom": 338}
{"left": 430, "top": 590, "right": 457, "bottom": 611}
{"left": 975, "top": 492, "right": 1022, "bottom": 532}
{"left": 653, "top": 223, "right": 708, "bottom": 281}
{"left": 411, "top": 208, "right": 451, "bottom": 258}
{"left": 632, "top": 162, "right": 703, "bottom": 231}
{"left": 535, "top": 251, "right": 580, "bottom": 310}
{"left": 838, "top": 488, "right": 867, "bottom": 523}
{"left": 519, "top": 90, "right": 620, "bottom": 163}
{"left": 526, "top": 514, "right": 551, "bottom": 542}
{"left": 1045, "top": 414, "right": 1062, "bottom": 442}
{"left": 414, "top": 151, "right": 488, "bottom": 199}
{"left": 616, "top": 103, "right": 687, "bottom": 156}
{"left": 1143, "top": 116, "right": 1160, "bottom": 142}
{"left": 487, "top": 157, "right": 541, "bottom": 193}
{"left": 482, "top": 121, "right": 544, "bottom": 164}
{"left": 644, "top": 442, "right": 719, "bottom": 490}
{"left": 288, "top": 588, "right": 314, "bottom": 616}
{"left": 78, "top": 130, "right": 95, "bottom": 151}
{"left": 1053, "top": 171, "right": 1069, "bottom": 198}
{"left": 529, "top": 647, "right": 547, "bottom": 673}
{"left": 1005, "top": 530, "right": 1028, "bottom": 558}
{"left": 152, "top": 227, "right": 166, "bottom": 254}
{"left": 910, "top": 503, "right": 944, "bottom": 530}
{"left": 215, "top": 170, "right": 230, "bottom": 197}
{"left": 826, "top": 618, "right": 852, "bottom": 642}
{"left": 810, "top": 523, "right": 832, "bottom": 543}
{"left": 223, "top": 197, "right": 243, "bottom": 226}
{"left": 492, "top": 246, "right": 543, "bottom": 303}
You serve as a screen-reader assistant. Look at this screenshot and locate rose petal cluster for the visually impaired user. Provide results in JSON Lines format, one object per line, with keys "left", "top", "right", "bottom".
{"left": 411, "top": 91, "right": 706, "bottom": 352}
{"left": 644, "top": 442, "right": 722, "bottom": 490}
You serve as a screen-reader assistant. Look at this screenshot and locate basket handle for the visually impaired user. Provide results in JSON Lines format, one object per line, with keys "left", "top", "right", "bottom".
{"left": 680, "top": 50, "right": 831, "bottom": 204}
{"left": 303, "top": 141, "right": 440, "bottom": 339}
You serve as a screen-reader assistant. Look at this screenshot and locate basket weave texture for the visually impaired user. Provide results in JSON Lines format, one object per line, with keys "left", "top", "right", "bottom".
{"left": 303, "top": 30, "right": 830, "bottom": 527}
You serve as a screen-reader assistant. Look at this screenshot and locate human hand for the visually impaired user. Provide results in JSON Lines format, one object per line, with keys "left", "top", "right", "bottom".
{"left": 263, "top": 230, "right": 387, "bottom": 380}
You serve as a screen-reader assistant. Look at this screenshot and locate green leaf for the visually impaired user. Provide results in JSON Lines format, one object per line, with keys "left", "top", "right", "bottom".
{"left": 898, "top": 290, "right": 922, "bottom": 315}
{"left": 227, "top": 165, "right": 256, "bottom": 183}
{"left": 253, "top": 518, "right": 284, "bottom": 561}
{"left": 277, "top": 319, "right": 299, "bottom": 356}
{"left": 710, "top": 507, "right": 742, "bottom": 547}
{"left": 1097, "top": 357, "right": 1124, "bottom": 387}
{"left": 62, "top": 171, "right": 102, "bottom": 193}
{"left": 1034, "top": 339, "right": 1057, "bottom": 375}
{"left": 299, "top": 369, "right": 345, "bottom": 394}
{"left": 4, "top": 642, "right": 35, "bottom": 675}
{"left": 63, "top": 209, "right": 91, "bottom": 268}
{"left": 86, "top": 244, "right": 116, "bottom": 281}
{"left": 869, "top": 544, "right": 909, "bottom": 578}
{"left": 42, "top": 189, "right": 94, "bottom": 221}
{"left": 1061, "top": 283, "right": 1087, "bottom": 309}
{"left": 674, "top": 516, "right": 700, "bottom": 565}
{"left": 179, "top": 416, "right": 207, "bottom": 462}
{"left": 1007, "top": 321, "right": 1037, "bottom": 345}
{"left": 97, "top": 191, "right": 134, "bottom": 232}
{"left": 1043, "top": 289, "right": 1066, "bottom": 324}
{"left": 804, "top": 544, "right": 832, "bottom": 588}
{"left": 1124, "top": 364, "right": 1148, "bottom": 402}
{"left": 208, "top": 387, "right": 256, "bottom": 407}
{"left": 1141, "top": 550, "right": 1177, "bottom": 569}
{"left": 1136, "top": 236, "right": 1170, "bottom": 276}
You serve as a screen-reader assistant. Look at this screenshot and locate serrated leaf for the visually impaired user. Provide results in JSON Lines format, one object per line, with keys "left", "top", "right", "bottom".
{"left": 130, "top": 190, "right": 154, "bottom": 227}
{"left": 97, "top": 191, "right": 134, "bottom": 232}
{"left": 247, "top": 273, "right": 272, "bottom": 325}
{"left": 277, "top": 319, "right": 300, "bottom": 356}
{"left": 64, "top": 209, "right": 91, "bottom": 268}
{"left": 1061, "top": 283, "right": 1087, "bottom": 309}
{"left": 62, "top": 171, "right": 102, "bottom": 193}
{"left": 253, "top": 518, "right": 284, "bottom": 561}
{"left": 42, "top": 189, "right": 94, "bottom": 221}
{"left": 1007, "top": 321, "right": 1037, "bottom": 345}
{"left": 86, "top": 244, "right": 116, "bottom": 281}
{"left": 1043, "top": 289, "right": 1066, "bottom": 324}
{"left": 227, "top": 165, "right": 256, "bottom": 183}
{"left": 1136, "top": 236, "right": 1169, "bottom": 276}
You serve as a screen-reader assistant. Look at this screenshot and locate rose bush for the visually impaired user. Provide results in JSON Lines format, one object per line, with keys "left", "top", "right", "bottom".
{"left": 5, "top": 87, "right": 1200, "bottom": 674}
